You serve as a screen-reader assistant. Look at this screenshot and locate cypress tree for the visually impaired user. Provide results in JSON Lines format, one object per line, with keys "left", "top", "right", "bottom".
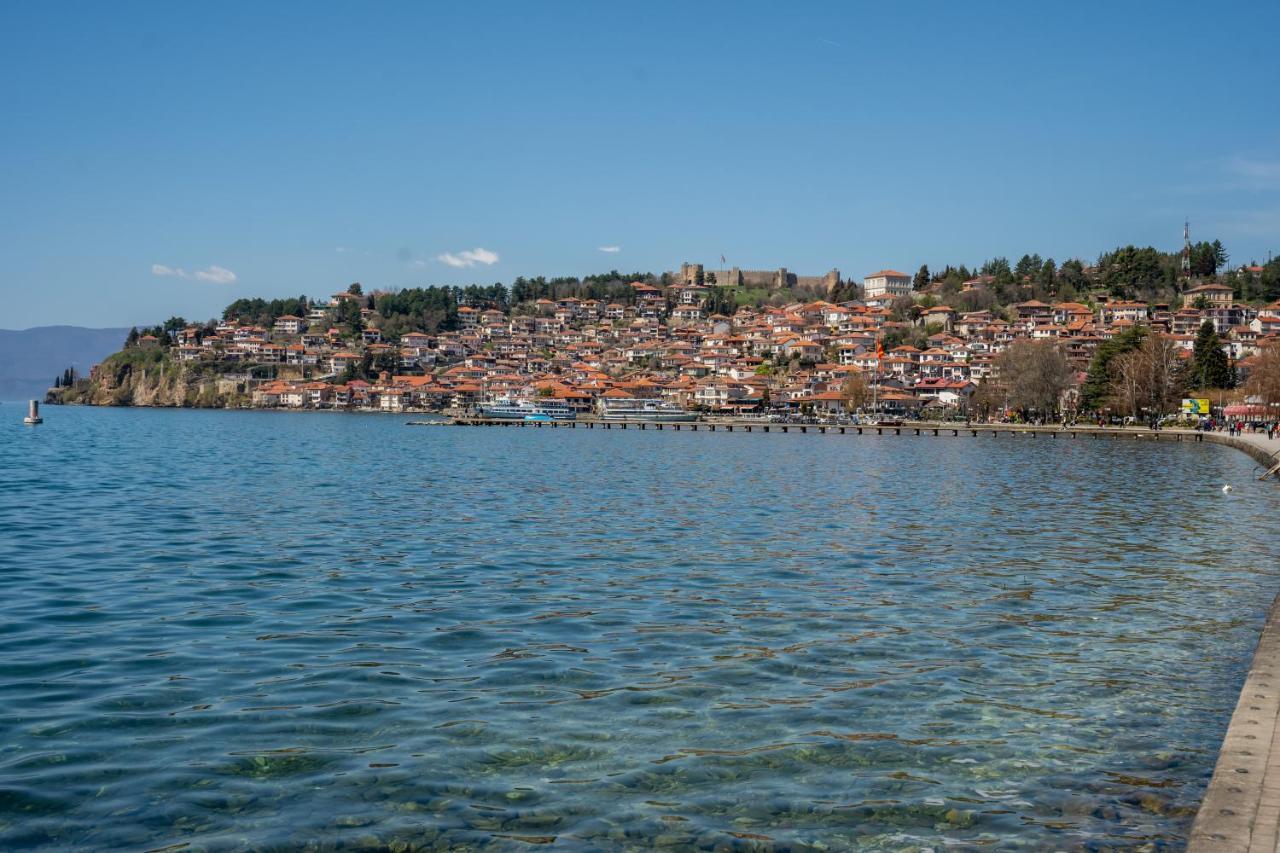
{"left": 1191, "top": 320, "right": 1233, "bottom": 389}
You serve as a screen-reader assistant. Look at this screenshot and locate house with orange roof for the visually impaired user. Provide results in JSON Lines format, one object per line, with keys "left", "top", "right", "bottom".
{"left": 1184, "top": 282, "right": 1234, "bottom": 308}
{"left": 922, "top": 305, "right": 956, "bottom": 330}
{"left": 274, "top": 315, "right": 306, "bottom": 335}
{"left": 862, "top": 269, "right": 912, "bottom": 299}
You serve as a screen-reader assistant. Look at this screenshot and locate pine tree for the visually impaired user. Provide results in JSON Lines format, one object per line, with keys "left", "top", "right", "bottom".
{"left": 1038, "top": 259, "right": 1057, "bottom": 293}
{"left": 913, "top": 264, "right": 930, "bottom": 291}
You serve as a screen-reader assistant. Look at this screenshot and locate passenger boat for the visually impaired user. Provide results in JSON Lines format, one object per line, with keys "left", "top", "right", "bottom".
{"left": 599, "top": 398, "right": 698, "bottom": 423}
{"left": 477, "top": 397, "right": 577, "bottom": 421}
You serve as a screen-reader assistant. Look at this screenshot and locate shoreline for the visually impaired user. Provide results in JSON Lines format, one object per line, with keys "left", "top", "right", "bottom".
{"left": 35, "top": 402, "right": 1280, "bottom": 467}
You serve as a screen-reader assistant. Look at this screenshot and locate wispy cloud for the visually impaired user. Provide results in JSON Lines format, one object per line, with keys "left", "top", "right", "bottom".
{"left": 1223, "top": 156, "right": 1280, "bottom": 190}
{"left": 151, "top": 263, "right": 238, "bottom": 284}
{"left": 1216, "top": 206, "right": 1280, "bottom": 239}
{"left": 194, "top": 265, "right": 237, "bottom": 284}
{"left": 597, "top": 245, "right": 621, "bottom": 253}
{"left": 437, "top": 247, "right": 500, "bottom": 268}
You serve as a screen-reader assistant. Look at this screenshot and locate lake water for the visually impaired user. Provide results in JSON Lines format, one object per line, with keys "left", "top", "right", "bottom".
{"left": 3, "top": 407, "right": 1279, "bottom": 850}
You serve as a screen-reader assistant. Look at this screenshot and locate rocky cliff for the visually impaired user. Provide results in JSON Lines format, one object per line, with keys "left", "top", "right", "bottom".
{"left": 49, "top": 349, "right": 246, "bottom": 408}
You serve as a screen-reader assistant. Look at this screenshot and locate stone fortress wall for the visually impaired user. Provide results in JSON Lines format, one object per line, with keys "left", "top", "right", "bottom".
{"left": 675, "top": 263, "right": 840, "bottom": 293}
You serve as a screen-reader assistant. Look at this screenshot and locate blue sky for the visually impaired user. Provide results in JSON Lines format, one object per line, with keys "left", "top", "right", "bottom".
{"left": 2, "top": 1, "right": 1278, "bottom": 328}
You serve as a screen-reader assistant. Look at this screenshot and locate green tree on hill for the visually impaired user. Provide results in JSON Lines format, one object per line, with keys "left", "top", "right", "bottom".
{"left": 703, "top": 286, "right": 736, "bottom": 317}
{"left": 335, "top": 298, "right": 364, "bottom": 337}
{"left": 1098, "top": 245, "right": 1171, "bottom": 298}
{"left": 222, "top": 296, "right": 309, "bottom": 326}
{"left": 913, "top": 264, "right": 930, "bottom": 290}
{"left": 1014, "top": 254, "right": 1043, "bottom": 280}
{"left": 1257, "top": 258, "right": 1280, "bottom": 303}
{"left": 1188, "top": 240, "right": 1227, "bottom": 278}
{"left": 1037, "top": 258, "right": 1056, "bottom": 293}
{"left": 1081, "top": 325, "right": 1148, "bottom": 411}
{"left": 1191, "top": 320, "right": 1234, "bottom": 389}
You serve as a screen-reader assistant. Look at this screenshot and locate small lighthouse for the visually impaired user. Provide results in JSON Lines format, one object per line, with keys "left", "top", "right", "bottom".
{"left": 23, "top": 400, "right": 43, "bottom": 425}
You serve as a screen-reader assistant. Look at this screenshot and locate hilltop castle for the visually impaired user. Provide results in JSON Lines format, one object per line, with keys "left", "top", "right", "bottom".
{"left": 674, "top": 262, "right": 841, "bottom": 293}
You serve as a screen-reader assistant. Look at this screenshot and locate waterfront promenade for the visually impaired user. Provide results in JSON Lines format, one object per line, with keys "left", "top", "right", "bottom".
{"left": 437, "top": 416, "right": 1280, "bottom": 468}
{"left": 1190, "top": 430, "right": 1280, "bottom": 852}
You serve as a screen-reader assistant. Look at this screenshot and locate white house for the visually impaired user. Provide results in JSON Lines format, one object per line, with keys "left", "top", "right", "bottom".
{"left": 862, "top": 269, "right": 912, "bottom": 299}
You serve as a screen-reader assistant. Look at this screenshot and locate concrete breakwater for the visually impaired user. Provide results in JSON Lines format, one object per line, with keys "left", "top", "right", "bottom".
{"left": 1191, "top": 594, "right": 1280, "bottom": 852}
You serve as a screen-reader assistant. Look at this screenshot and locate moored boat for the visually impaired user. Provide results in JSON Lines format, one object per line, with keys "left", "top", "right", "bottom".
{"left": 598, "top": 397, "right": 698, "bottom": 422}
{"left": 477, "top": 396, "right": 577, "bottom": 421}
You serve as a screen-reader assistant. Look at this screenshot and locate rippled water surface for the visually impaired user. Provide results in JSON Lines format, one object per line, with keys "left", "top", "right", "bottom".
{"left": 3, "top": 407, "right": 1280, "bottom": 850}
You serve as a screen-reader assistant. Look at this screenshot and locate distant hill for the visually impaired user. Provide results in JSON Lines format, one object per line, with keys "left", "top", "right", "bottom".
{"left": 0, "top": 326, "right": 130, "bottom": 401}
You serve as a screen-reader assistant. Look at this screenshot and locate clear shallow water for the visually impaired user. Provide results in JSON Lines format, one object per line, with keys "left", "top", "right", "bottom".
{"left": 2, "top": 408, "right": 1279, "bottom": 851}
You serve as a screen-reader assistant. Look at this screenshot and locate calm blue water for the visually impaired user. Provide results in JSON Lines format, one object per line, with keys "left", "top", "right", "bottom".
{"left": 2, "top": 407, "right": 1279, "bottom": 850}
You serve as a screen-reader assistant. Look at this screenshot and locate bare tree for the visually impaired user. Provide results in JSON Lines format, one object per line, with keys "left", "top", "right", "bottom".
{"left": 994, "top": 339, "right": 1074, "bottom": 416}
{"left": 1142, "top": 333, "right": 1185, "bottom": 418}
{"left": 1111, "top": 348, "right": 1144, "bottom": 418}
{"left": 1110, "top": 334, "right": 1185, "bottom": 419}
{"left": 970, "top": 378, "right": 1005, "bottom": 420}
{"left": 839, "top": 371, "right": 870, "bottom": 412}
{"left": 1246, "top": 343, "right": 1280, "bottom": 414}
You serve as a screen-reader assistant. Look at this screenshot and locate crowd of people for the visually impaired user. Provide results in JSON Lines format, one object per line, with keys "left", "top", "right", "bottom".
{"left": 1197, "top": 418, "right": 1278, "bottom": 439}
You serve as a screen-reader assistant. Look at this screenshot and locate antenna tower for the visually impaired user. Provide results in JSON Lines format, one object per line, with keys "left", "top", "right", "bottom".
{"left": 1181, "top": 219, "right": 1191, "bottom": 275}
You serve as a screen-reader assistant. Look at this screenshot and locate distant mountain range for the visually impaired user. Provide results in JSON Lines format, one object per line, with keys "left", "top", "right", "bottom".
{"left": 0, "top": 326, "right": 131, "bottom": 401}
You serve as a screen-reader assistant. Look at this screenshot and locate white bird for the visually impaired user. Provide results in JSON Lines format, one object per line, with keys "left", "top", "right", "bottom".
{"left": 1223, "top": 484, "right": 1234, "bottom": 493}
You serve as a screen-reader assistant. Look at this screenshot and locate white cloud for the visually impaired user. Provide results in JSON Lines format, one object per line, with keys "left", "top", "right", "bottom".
{"left": 151, "top": 263, "right": 237, "bottom": 284}
{"left": 437, "top": 247, "right": 500, "bottom": 268}
{"left": 194, "top": 265, "right": 237, "bottom": 284}
{"left": 597, "top": 245, "right": 621, "bottom": 253}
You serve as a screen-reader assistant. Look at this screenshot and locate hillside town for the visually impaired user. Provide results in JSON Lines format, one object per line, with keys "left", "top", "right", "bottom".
{"left": 57, "top": 258, "right": 1280, "bottom": 423}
